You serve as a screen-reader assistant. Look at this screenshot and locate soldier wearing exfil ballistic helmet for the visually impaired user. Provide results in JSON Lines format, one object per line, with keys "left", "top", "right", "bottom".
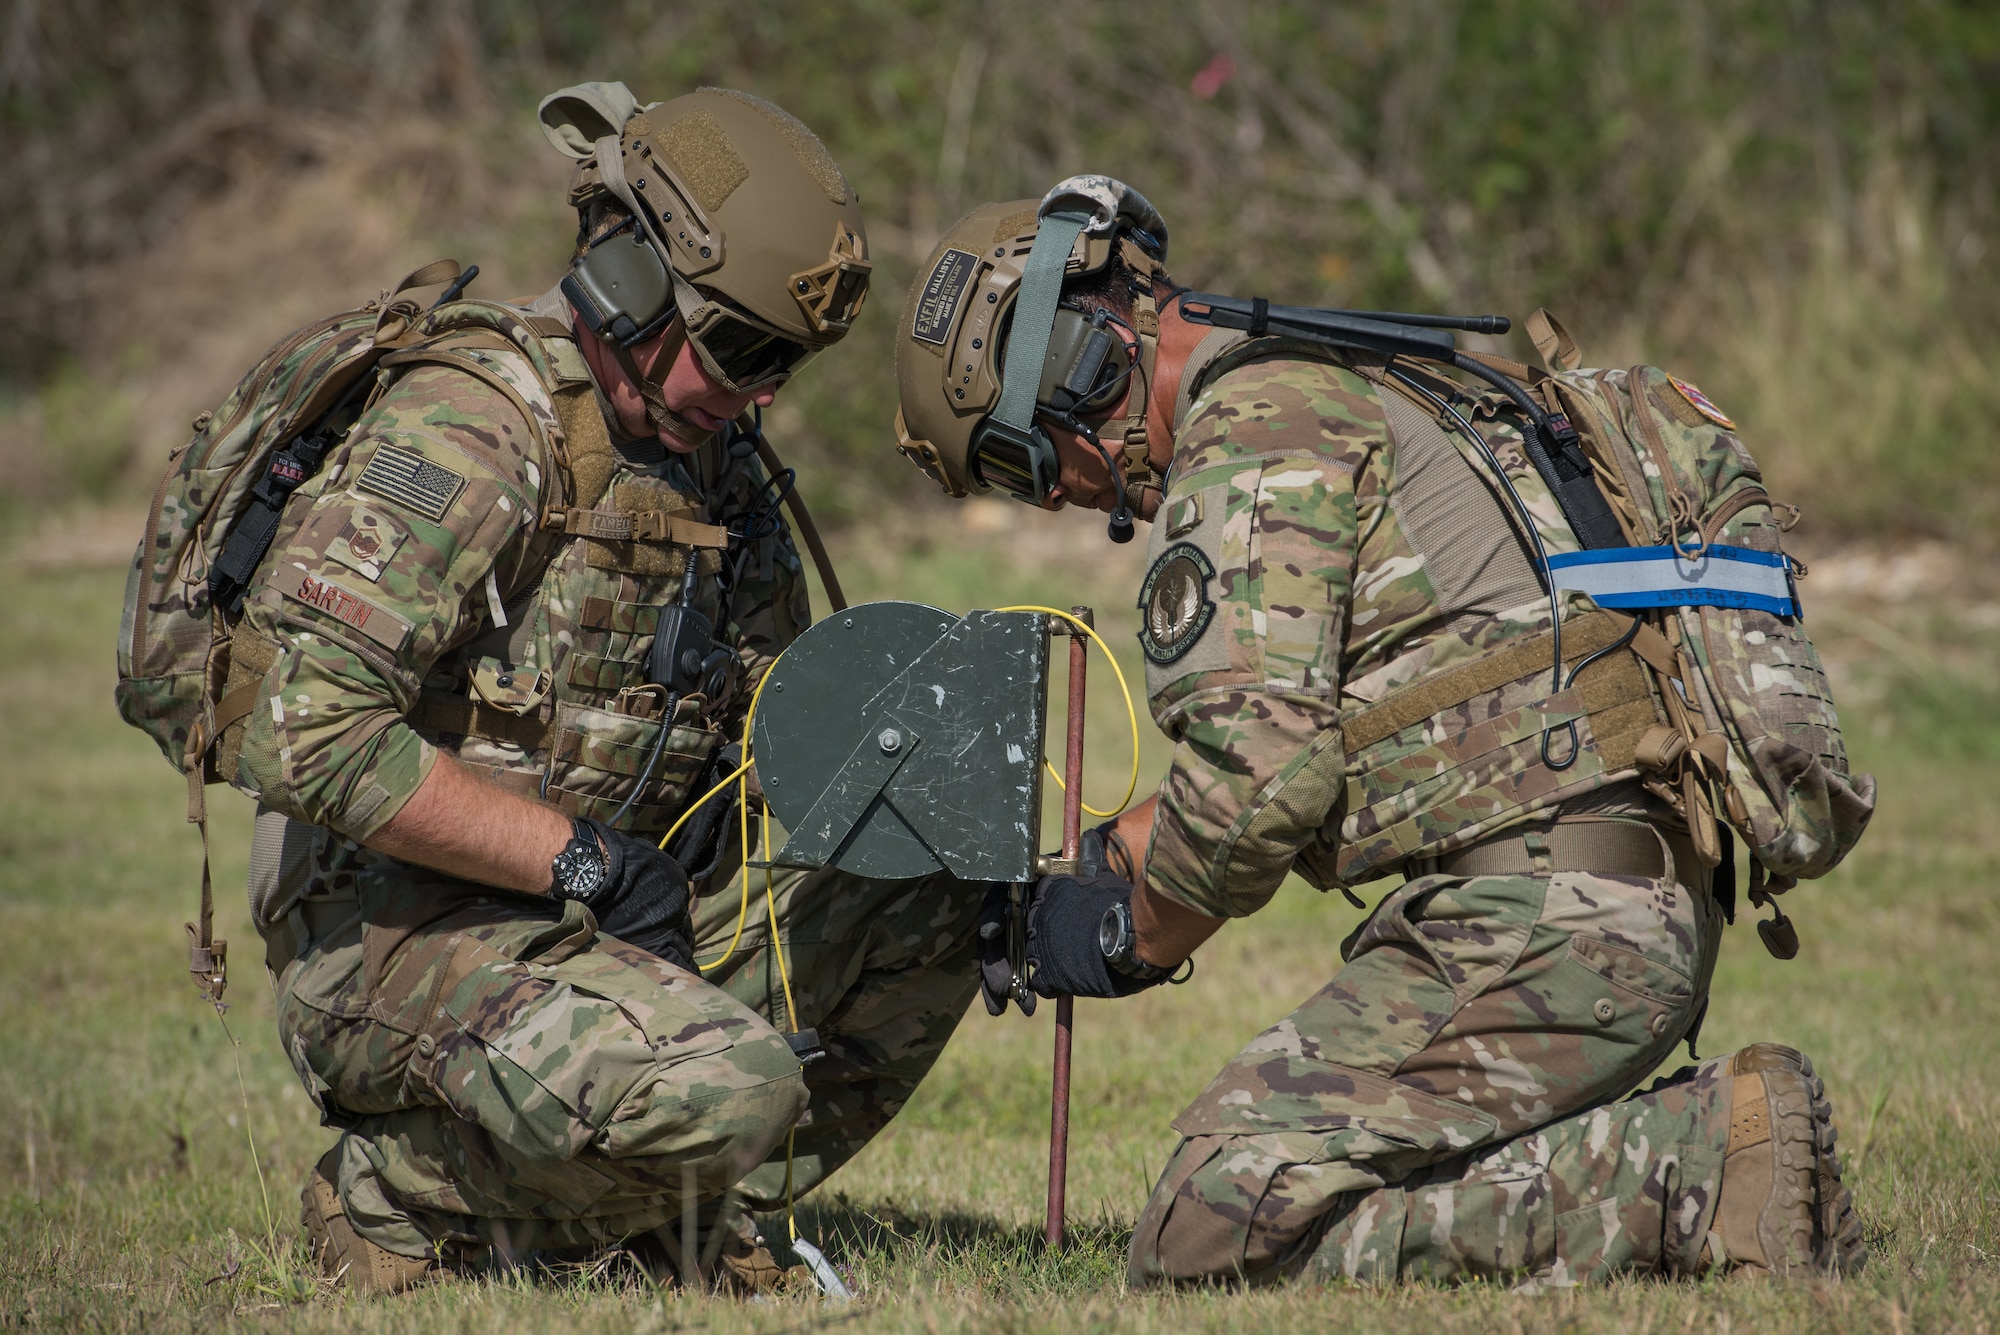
{"left": 144, "top": 84, "right": 991, "bottom": 1293}
{"left": 894, "top": 176, "right": 1873, "bottom": 1287}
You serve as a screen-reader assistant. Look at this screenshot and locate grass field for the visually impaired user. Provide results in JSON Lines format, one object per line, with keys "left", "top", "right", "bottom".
{"left": 2, "top": 506, "right": 1997, "bottom": 1333}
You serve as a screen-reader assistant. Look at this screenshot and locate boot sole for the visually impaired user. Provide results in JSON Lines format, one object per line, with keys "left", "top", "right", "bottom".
{"left": 1740, "top": 1044, "right": 1866, "bottom": 1276}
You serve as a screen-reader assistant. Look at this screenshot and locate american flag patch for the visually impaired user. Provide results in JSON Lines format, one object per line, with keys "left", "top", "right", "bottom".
{"left": 355, "top": 444, "right": 466, "bottom": 522}
{"left": 1666, "top": 374, "right": 1736, "bottom": 431}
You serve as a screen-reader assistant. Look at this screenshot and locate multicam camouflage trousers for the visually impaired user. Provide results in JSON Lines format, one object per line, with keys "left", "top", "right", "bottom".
{"left": 266, "top": 853, "right": 984, "bottom": 1259}
{"left": 1129, "top": 860, "right": 1727, "bottom": 1288}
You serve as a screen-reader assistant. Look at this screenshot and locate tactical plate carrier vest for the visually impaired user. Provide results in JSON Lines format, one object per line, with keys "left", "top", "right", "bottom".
{"left": 118, "top": 266, "right": 745, "bottom": 1001}
{"left": 1171, "top": 317, "right": 1870, "bottom": 946}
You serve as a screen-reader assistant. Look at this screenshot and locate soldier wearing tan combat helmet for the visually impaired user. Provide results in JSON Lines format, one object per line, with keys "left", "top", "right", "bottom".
{"left": 209, "top": 83, "right": 992, "bottom": 1293}
{"left": 895, "top": 177, "right": 1870, "bottom": 1288}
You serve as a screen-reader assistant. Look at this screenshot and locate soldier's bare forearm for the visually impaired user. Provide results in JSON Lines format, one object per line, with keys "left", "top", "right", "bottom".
{"left": 1112, "top": 797, "right": 1226, "bottom": 967}
{"left": 369, "top": 753, "right": 571, "bottom": 895}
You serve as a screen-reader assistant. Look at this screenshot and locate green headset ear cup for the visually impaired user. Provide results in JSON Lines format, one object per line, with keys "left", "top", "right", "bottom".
{"left": 1037, "top": 308, "right": 1131, "bottom": 415}
{"left": 563, "top": 230, "right": 674, "bottom": 344}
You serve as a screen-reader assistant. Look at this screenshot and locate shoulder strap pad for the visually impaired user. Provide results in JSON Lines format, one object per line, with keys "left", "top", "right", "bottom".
{"left": 397, "top": 301, "right": 617, "bottom": 513}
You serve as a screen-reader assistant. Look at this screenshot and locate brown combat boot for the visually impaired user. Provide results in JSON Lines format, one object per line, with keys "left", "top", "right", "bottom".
{"left": 714, "top": 1220, "right": 809, "bottom": 1296}
{"left": 635, "top": 1211, "right": 810, "bottom": 1297}
{"left": 300, "top": 1148, "right": 441, "bottom": 1295}
{"left": 1706, "top": 1044, "right": 1866, "bottom": 1277}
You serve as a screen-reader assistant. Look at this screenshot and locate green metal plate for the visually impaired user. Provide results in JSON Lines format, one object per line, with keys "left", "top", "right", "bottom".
{"left": 753, "top": 601, "right": 1050, "bottom": 882}
{"left": 754, "top": 602, "right": 957, "bottom": 879}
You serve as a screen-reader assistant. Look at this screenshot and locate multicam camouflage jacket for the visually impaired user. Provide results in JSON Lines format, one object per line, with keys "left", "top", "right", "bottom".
{"left": 1137, "top": 339, "right": 1664, "bottom": 919}
{"left": 220, "top": 291, "right": 808, "bottom": 923}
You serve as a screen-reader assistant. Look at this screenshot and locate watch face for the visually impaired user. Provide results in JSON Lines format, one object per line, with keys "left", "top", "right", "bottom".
{"left": 552, "top": 837, "right": 606, "bottom": 900}
{"left": 1099, "top": 904, "right": 1123, "bottom": 959}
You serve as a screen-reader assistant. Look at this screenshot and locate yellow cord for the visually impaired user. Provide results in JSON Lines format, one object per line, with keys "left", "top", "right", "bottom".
{"left": 656, "top": 759, "right": 751, "bottom": 851}
{"left": 661, "top": 604, "right": 1136, "bottom": 1248}
{"left": 996, "top": 605, "right": 1142, "bottom": 819}
{"left": 784, "top": 1126, "right": 798, "bottom": 1242}
{"left": 660, "top": 651, "right": 786, "bottom": 975}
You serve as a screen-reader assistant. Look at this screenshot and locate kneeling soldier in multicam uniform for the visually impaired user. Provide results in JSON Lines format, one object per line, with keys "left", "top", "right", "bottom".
{"left": 215, "top": 85, "right": 986, "bottom": 1292}
{"left": 893, "top": 176, "right": 1868, "bottom": 1288}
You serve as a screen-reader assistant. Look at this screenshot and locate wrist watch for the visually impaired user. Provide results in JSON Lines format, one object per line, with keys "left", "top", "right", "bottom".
{"left": 548, "top": 817, "right": 608, "bottom": 904}
{"left": 1098, "top": 898, "right": 1173, "bottom": 982}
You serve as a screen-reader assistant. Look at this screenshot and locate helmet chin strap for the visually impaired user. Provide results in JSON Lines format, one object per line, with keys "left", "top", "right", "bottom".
{"left": 1104, "top": 250, "right": 1167, "bottom": 524}
{"left": 587, "top": 130, "right": 720, "bottom": 451}
{"left": 611, "top": 325, "right": 715, "bottom": 449}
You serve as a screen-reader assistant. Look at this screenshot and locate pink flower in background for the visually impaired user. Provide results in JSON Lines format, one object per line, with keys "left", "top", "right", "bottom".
{"left": 1190, "top": 52, "right": 1235, "bottom": 100}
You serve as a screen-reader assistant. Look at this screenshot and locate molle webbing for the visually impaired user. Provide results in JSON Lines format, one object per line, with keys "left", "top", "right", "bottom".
{"left": 568, "top": 481, "right": 726, "bottom": 578}
{"left": 212, "top": 621, "right": 281, "bottom": 783}
{"left": 1342, "top": 610, "right": 1661, "bottom": 771}
{"left": 407, "top": 691, "right": 555, "bottom": 750}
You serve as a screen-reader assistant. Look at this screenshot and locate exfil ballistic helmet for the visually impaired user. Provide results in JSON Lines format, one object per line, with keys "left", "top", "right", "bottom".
{"left": 538, "top": 82, "right": 871, "bottom": 427}
{"left": 895, "top": 176, "right": 1169, "bottom": 540}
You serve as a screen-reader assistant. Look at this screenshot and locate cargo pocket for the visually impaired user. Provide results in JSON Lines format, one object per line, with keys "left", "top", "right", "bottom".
{"left": 1562, "top": 933, "right": 1695, "bottom": 1059}
{"left": 544, "top": 697, "right": 721, "bottom": 834}
{"left": 1174, "top": 1059, "right": 1499, "bottom": 1158}
{"left": 1400, "top": 1152, "right": 1555, "bottom": 1284}
{"left": 274, "top": 903, "right": 392, "bottom": 1119}
{"left": 420, "top": 913, "right": 773, "bottom": 1171}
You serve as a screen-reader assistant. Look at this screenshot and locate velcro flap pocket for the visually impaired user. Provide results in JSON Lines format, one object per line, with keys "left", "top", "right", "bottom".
{"left": 469, "top": 657, "right": 550, "bottom": 713}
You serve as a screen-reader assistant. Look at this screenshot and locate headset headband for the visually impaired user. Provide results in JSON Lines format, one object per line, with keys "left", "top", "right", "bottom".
{"left": 989, "top": 212, "right": 1089, "bottom": 437}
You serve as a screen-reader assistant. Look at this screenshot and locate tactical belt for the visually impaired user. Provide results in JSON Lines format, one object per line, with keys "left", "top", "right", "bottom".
{"left": 1435, "top": 817, "right": 1706, "bottom": 893}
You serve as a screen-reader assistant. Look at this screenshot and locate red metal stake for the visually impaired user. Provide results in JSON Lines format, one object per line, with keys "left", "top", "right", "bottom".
{"left": 1046, "top": 605, "right": 1091, "bottom": 1251}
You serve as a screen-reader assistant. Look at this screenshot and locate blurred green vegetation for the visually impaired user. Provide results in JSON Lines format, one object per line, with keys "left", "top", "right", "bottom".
{"left": 2, "top": 0, "right": 1997, "bottom": 539}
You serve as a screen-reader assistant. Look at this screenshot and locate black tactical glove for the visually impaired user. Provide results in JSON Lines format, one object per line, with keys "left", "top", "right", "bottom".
{"left": 975, "top": 822, "right": 1139, "bottom": 1016}
{"left": 975, "top": 881, "right": 1034, "bottom": 1017}
{"left": 1024, "top": 866, "right": 1167, "bottom": 1001}
{"left": 555, "top": 816, "right": 695, "bottom": 970}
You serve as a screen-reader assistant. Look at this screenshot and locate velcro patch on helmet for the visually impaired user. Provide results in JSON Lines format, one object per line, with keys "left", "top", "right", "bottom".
{"left": 912, "top": 249, "right": 979, "bottom": 347}
{"left": 703, "top": 87, "right": 850, "bottom": 205}
{"left": 657, "top": 109, "right": 749, "bottom": 212}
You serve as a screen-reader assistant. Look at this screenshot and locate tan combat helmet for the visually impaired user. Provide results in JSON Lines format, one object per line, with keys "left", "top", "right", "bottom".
{"left": 540, "top": 82, "right": 871, "bottom": 394}
{"left": 895, "top": 176, "right": 1169, "bottom": 523}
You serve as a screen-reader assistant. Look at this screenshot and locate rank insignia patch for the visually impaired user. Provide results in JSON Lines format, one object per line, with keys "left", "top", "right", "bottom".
{"left": 1137, "top": 543, "right": 1217, "bottom": 664}
{"left": 1666, "top": 375, "right": 1736, "bottom": 431}
{"left": 355, "top": 444, "right": 467, "bottom": 522}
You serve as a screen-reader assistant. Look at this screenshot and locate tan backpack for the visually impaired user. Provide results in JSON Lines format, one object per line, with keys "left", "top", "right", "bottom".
{"left": 115, "top": 262, "right": 608, "bottom": 1003}
{"left": 1515, "top": 311, "right": 1876, "bottom": 954}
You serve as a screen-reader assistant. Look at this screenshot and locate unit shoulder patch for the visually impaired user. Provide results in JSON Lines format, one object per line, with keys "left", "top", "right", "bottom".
{"left": 1138, "top": 543, "right": 1217, "bottom": 664}
{"left": 355, "top": 444, "right": 468, "bottom": 522}
{"left": 1665, "top": 374, "right": 1736, "bottom": 431}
